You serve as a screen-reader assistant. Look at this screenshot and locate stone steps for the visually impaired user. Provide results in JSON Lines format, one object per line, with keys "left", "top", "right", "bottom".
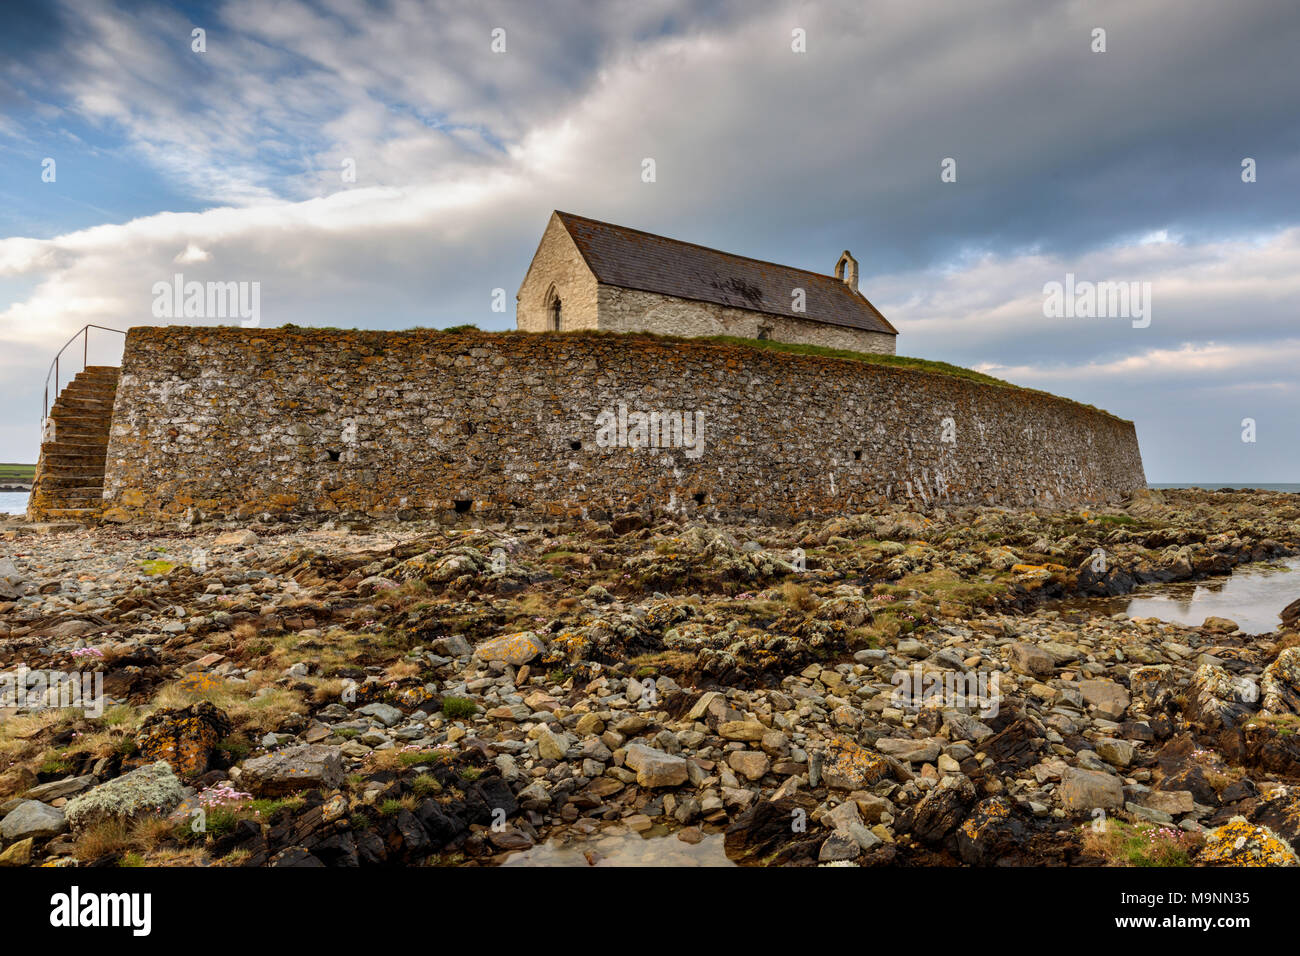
{"left": 27, "top": 368, "right": 120, "bottom": 522}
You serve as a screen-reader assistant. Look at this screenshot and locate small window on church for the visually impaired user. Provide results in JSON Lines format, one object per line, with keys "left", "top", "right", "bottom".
{"left": 545, "top": 286, "right": 562, "bottom": 331}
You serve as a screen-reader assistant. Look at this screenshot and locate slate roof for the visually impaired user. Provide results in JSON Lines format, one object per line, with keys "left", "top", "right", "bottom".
{"left": 554, "top": 211, "right": 897, "bottom": 336}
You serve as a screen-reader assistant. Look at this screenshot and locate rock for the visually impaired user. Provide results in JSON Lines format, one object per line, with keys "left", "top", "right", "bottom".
{"left": 1008, "top": 642, "right": 1054, "bottom": 677}
{"left": 1142, "top": 790, "right": 1194, "bottom": 815}
{"left": 875, "top": 737, "right": 941, "bottom": 764}
{"left": 473, "top": 631, "right": 545, "bottom": 665}
{"left": 623, "top": 743, "right": 688, "bottom": 788}
{"left": 214, "top": 529, "right": 258, "bottom": 547}
{"left": 818, "top": 738, "right": 892, "bottom": 790}
{"left": 1197, "top": 818, "right": 1298, "bottom": 866}
{"left": 727, "top": 750, "right": 770, "bottom": 781}
{"left": 1201, "top": 616, "right": 1239, "bottom": 634}
{"left": 1261, "top": 647, "right": 1300, "bottom": 716}
{"left": 1187, "top": 663, "right": 1257, "bottom": 730}
{"left": 1077, "top": 680, "right": 1130, "bottom": 720}
{"left": 537, "top": 728, "right": 569, "bottom": 761}
{"left": 686, "top": 691, "right": 724, "bottom": 722}
{"left": 134, "top": 702, "right": 232, "bottom": 779}
{"left": 899, "top": 774, "right": 976, "bottom": 844}
{"left": 239, "top": 745, "right": 344, "bottom": 796}
{"left": 956, "top": 795, "right": 1031, "bottom": 865}
{"left": 718, "top": 720, "right": 766, "bottom": 742}
{"left": 357, "top": 703, "right": 403, "bottom": 727}
{"left": 23, "top": 775, "right": 97, "bottom": 802}
{"left": 64, "top": 761, "right": 183, "bottom": 830}
{"left": 1282, "top": 597, "right": 1300, "bottom": 629}
{"left": 942, "top": 711, "right": 995, "bottom": 743}
{"left": 1057, "top": 767, "right": 1124, "bottom": 812}
{"left": 0, "top": 837, "right": 33, "bottom": 866}
{"left": 818, "top": 831, "right": 861, "bottom": 862}
{"left": 0, "top": 801, "right": 67, "bottom": 842}
{"left": 824, "top": 800, "right": 863, "bottom": 833}
{"left": 1095, "top": 739, "right": 1136, "bottom": 768}
{"left": 723, "top": 795, "right": 820, "bottom": 865}
{"left": 0, "top": 767, "right": 38, "bottom": 800}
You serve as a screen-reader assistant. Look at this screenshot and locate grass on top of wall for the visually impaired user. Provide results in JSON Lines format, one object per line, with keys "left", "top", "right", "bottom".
{"left": 261, "top": 325, "right": 1123, "bottom": 420}
{"left": 701, "top": 336, "right": 1017, "bottom": 389}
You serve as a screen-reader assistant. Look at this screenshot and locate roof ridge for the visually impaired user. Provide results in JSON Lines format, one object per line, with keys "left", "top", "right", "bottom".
{"left": 554, "top": 210, "right": 848, "bottom": 283}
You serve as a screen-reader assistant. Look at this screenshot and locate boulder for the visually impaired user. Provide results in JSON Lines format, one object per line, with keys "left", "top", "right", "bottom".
{"left": 1197, "top": 818, "right": 1298, "bottom": 867}
{"left": 1077, "top": 680, "right": 1130, "bottom": 720}
{"left": 1008, "top": 642, "right": 1054, "bottom": 677}
{"left": 1057, "top": 767, "right": 1124, "bottom": 812}
{"left": 816, "top": 738, "right": 892, "bottom": 790}
{"left": 0, "top": 801, "right": 67, "bottom": 842}
{"left": 0, "top": 837, "right": 33, "bottom": 866}
{"left": 623, "top": 743, "right": 688, "bottom": 788}
{"left": 64, "top": 761, "right": 184, "bottom": 830}
{"left": 238, "top": 745, "right": 344, "bottom": 796}
{"left": 473, "top": 631, "right": 545, "bottom": 665}
{"left": 133, "top": 702, "right": 232, "bottom": 778}
{"left": 898, "top": 774, "right": 976, "bottom": 844}
{"left": 1261, "top": 647, "right": 1300, "bottom": 716}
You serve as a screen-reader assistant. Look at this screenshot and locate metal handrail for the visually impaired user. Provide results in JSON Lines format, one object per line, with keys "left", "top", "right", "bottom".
{"left": 41, "top": 324, "right": 127, "bottom": 424}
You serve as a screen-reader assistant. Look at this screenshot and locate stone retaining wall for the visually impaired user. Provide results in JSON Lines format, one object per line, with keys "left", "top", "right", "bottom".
{"left": 101, "top": 327, "right": 1146, "bottom": 522}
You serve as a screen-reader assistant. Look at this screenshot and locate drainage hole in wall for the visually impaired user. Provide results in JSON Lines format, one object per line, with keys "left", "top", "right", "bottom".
{"left": 454, "top": 499, "right": 473, "bottom": 514}
{"left": 692, "top": 492, "right": 706, "bottom": 505}
{"left": 853, "top": 450, "right": 863, "bottom": 461}
{"left": 570, "top": 440, "right": 582, "bottom": 450}
{"left": 326, "top": 449, "right": 341, "bottom": 462}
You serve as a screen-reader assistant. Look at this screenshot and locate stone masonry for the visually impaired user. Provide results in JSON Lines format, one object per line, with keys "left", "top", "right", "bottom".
{"left": 99, "top": 326, "right": 1146, "bottom": 523}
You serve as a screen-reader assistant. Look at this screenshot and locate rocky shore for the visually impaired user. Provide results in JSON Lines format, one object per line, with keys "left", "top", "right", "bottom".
{"left": 1, "top": 488, "right": 1299, "bottom": 867}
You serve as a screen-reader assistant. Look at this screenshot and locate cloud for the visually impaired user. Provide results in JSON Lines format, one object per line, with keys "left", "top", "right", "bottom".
{"left": 1, "top": 0, "right": 1299, "bottom": 481}
{"left": 173, "top": 242, "right": 210, "bottom": 264}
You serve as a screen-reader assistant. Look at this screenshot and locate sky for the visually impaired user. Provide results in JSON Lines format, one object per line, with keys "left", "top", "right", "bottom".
{"left": 1, "top": 0, "right": 1298, "bottom": 482}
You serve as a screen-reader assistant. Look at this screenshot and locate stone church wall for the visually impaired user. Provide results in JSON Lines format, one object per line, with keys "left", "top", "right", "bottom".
{"left": 596, "top": 285, "right": 896, "bottom": 354}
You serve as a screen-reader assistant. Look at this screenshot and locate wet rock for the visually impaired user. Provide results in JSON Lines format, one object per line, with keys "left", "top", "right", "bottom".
{"left": 1247, "top": 790, "right": 1300, "bottom": 847}
{"left": 898, "top": 774, "right": 976, "bottom": 844}
{"left": 956, "top": 795, "right": 1031, "bottom": 865}
{"left": 723, "top": 794, "right": 820, "bottom": 865}
{"left": 976, "top": 718, "right": 1047, "bottom": 772}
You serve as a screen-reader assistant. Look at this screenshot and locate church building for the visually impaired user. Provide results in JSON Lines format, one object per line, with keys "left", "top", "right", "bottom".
{"left": 516, "top": 211, "right": 897, "bottom": 354}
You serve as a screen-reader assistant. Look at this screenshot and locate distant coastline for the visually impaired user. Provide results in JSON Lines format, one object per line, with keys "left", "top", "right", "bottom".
{"left": 1149, "top": 483, "right": 1300, "bottom": 493}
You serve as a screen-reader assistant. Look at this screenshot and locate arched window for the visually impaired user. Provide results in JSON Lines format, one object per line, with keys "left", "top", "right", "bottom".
{"left": 544, "top": 285, "right": 562, "bottom": 331}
